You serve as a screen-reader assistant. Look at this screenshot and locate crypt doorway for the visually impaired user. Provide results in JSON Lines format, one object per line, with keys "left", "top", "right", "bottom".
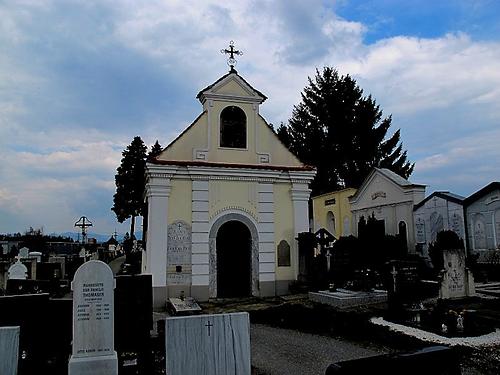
{"left": 216, "top": 220, "right": 252, "bottom": 298}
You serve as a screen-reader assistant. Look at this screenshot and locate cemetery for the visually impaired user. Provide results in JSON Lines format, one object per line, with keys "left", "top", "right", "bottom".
{"left": 2, "top": 41, "right": 500, "bottom": 375}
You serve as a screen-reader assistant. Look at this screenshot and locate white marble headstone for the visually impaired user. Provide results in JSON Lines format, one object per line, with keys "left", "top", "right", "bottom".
{"left": 8, "top": 260, "right": 28, "bottom": 280}
{"left": 69, "top": 260, "right": 117, "bottom": 375}
{"left": 166, "top": 312, "right": 251, "bottom": 375}
{"left": 0, "top": 326, "right": 20, "bottom": 375}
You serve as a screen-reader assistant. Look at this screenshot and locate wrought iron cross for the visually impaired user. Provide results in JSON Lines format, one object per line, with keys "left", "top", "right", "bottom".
{"left": 221, "top": 40, "right": 243, "bottom": 71}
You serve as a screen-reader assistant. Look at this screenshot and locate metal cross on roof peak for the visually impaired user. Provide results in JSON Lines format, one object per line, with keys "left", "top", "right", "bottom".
{"left": 221, "top": 40, "right": 243, "bottom": 72}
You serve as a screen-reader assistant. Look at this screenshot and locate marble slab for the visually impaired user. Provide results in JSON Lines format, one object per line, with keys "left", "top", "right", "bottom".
{"left": 165, "top": 312, "right": 251, "bottom": 375}
{"left": 0, "top": 326, "right": 20, "bottom": 375}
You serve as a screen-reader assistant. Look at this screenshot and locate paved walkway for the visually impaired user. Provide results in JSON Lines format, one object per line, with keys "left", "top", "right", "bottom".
{"left": 251, "top": 324, "right": 388, "bottom": 375}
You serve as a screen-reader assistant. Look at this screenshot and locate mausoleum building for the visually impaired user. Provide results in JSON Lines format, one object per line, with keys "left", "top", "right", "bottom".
{"left": 413, "top": 191, "right": 466, "bottom": 258}
{"left": 142, "top": 69, "right": 315, "bottom": 306}
{"left": 312, "top": 188, "right": 356, "bottom": 238}
{"left": 464, "top": 182, "right": 500, "bottom": 261}
{"left": 349, "top": 168, "right": 426, "bottom": 252}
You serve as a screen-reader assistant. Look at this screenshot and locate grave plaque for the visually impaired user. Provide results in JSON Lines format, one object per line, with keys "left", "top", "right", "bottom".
{"left": 415, "top": 218, "right": 425, "bottom": 244}
{"left": 166, "top": 312, "right": 251, "bottom": 375}
{"left": 0, "top": 326, "right": 20, "bottom": 375}
{"left": 167, "top": 220, "right": 192, "bottom": 285}
{"left": 68, "top": 260, "right": 117, "bottom": 375}
{"left": 277, "top": 240, "right": 291, "bottom": 267}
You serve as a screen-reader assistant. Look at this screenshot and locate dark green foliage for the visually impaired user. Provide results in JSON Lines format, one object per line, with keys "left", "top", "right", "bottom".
{"left": 277, "top": 67, "right": 414, "bottom": 194}
{"left": 148, "top": 140, "right": 162, "bottom": 160}
{"left": 112, "top": 136, "right": 147, "bottom": 235}
{"left": 428, "top": 230, "right": 465, "bottom": 271}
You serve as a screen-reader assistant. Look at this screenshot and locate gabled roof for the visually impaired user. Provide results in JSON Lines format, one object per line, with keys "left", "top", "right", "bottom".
{"left": 414, "top": 191, "right": 466, "bottom": 211}
{"left": 464, "top": 182, "right": 500, "bottom": 207}
{"left": 196, "top": 69, "right": 267, "bottom": 103}
{"left": 350, "top": 167, "right": 425, "bottom": 204}
{"left": 377, "top": 168, "right": 423, "bottom": 187}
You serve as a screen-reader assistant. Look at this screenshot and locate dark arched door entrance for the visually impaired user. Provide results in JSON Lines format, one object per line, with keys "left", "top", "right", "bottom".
{"left": 216, "top": 220, "right": 251, "bottom": 298}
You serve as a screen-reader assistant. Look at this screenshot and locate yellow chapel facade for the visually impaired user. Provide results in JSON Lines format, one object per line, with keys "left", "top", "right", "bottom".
{"left": 142, "top": 69, "right": 315, "bottom": 307}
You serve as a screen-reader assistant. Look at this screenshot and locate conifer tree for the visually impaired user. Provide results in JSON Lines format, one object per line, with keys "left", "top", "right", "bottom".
{"left": 148, "top": 140, "right": 162, "bottom": 160}
{"left": 277, "top": 67, "right": 414, "bottom": 195}
{"left": 112, "top": 136, "right": 147, "bottom": 236}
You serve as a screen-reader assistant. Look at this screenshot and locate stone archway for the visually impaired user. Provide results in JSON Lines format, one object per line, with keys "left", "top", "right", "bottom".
{"left": 209, "top": 212, "right": 259, "bottom": 298}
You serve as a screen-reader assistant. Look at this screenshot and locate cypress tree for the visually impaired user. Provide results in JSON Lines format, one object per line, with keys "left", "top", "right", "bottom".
{"left": 112, "top": 136, "right": 147, "bottom": 237}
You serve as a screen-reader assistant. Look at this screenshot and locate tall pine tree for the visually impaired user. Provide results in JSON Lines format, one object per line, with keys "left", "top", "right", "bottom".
{"left": 278, "top": 67, "right": 414, "bottom": 195}
{"left": 112, "top": 136, "right": 147, "bottom": 237}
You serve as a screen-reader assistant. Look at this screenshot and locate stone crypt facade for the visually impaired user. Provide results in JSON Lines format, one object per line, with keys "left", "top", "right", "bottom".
{"left": 142, "top": 69, "right": 315, "bottom": 306}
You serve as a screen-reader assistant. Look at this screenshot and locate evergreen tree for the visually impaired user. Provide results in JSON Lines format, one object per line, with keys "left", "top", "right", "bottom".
{"left": 277, "top": 67, "right": 414, "bottom": 195}
{"left": 112, "top": 136, "right": 147, "bottom": 236}
{"left": 148, "top": 140, "right": 162, "bottom": 160}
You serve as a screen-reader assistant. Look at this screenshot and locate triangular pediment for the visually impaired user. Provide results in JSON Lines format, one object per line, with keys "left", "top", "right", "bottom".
{"left": 197, "top": 71, "right": 267, "bottom": 104}
{"left": 350, "top": 168, "right": 425, "bottom": 209}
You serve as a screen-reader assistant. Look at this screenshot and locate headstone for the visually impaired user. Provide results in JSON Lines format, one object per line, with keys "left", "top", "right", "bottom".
{"left": 168, "top": 297, "right": 202, "bottom": 314}
{"left": 439, "top": 248, "right": 475, "bottom": 299}
{"left": 167, "top": 220, "right": 192, "bottom": 285}
{"left": 8, "top": 259, "right": 28, "bottom": 280}
{"left": 0, "top": 326, "right": 20, "bottom": 375}
{"left": 19, "top": 247, "right": 30, "bottom": 258}
{"left": 68, "top": 260, "right": 117, "bottom": 375}
{"left": 165, "top": 312, "right": 251, "bottom": 375}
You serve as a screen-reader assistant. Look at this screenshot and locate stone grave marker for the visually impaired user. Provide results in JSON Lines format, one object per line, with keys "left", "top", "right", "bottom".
{"left": 68, "top": 260, "right": 117, "bottom": 375}
{"left": 166, "top": 312, "right": 251, "bottom": 375}
{"left": 0, "top": 326, "right": 20, "bottom": 375}
{"left": 439, "top": 248, "right": 475, "bottom": 299}
{"left": 18, "top": 247, "right": 29, "bottom": 258}
{"left": 168, "top": 297, "right": 202, "bottom": 315}
{"left": 8, "top": 259, "right": 28, "bottom": 280}
{"left": 167, "top": 220, "right": 192, "bottom": 285}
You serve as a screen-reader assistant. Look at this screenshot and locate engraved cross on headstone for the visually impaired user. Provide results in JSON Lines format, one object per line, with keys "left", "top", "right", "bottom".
{"left": 221, "top": 40, "right": 243, "bottom": 72}
{"left": 205, "top": 320, "right": 213, "bottom": 336}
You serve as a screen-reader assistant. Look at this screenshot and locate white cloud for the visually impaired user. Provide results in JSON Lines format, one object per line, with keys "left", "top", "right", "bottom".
{"left": 1, "top": 0, "right": 500, "bottom": 232}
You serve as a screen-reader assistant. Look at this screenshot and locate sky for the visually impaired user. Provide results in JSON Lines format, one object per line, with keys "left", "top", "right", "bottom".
{"left": 1, "top": 0, "right": 499, "bottom": 235}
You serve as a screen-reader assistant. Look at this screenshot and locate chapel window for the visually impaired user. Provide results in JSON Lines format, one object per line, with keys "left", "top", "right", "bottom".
{"left": 220, "top": 106, "right": 246, "bottom": 148}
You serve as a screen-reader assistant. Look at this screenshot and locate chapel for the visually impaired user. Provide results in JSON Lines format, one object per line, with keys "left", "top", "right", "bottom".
{"left": 142, "top": 46, "right": 315, "bottom": 307}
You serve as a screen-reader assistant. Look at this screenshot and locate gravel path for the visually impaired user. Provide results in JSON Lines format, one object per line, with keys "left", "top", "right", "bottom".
{"left": 250, "top": 324, "right": 388, "bottom": 375}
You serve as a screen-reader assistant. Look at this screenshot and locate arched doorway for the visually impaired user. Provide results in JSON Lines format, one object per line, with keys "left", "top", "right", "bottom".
{"left": 216, "top": 220, "right": 252, "bottom": 297}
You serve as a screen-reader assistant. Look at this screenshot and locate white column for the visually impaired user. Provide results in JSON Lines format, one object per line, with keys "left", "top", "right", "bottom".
{"left": 144, "top": 173, "right": 172, "bottom": 288}
{"left": 191, "top": 179, "right": 210, "bottom": 287}
{"left": 290, "top": 181, "right": 312, "bottom": 279}
{"left": 258, "top": 183, "right": 275, "bottom": 284}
